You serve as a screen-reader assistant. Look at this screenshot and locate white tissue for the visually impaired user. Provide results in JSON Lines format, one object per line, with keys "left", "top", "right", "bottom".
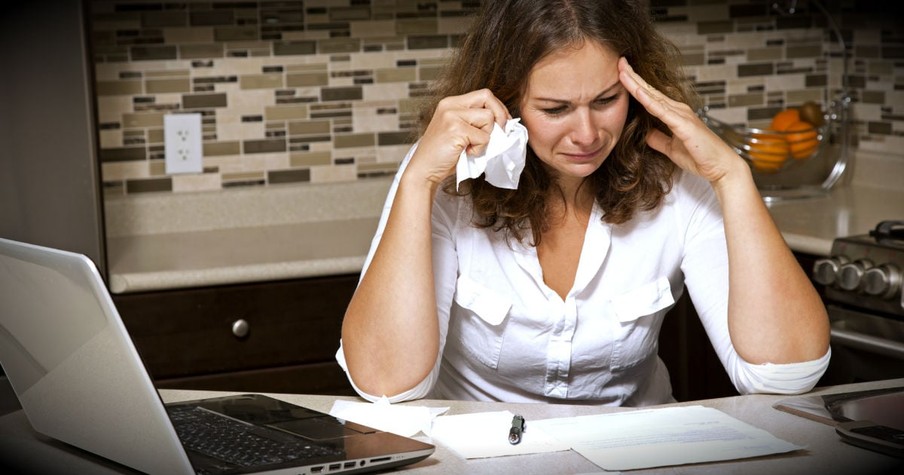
{"left": 329, "top": 397, "right": 449, "bottom": 438}
{"left": 456, "top": 118, "right": 528, "bottom": 190}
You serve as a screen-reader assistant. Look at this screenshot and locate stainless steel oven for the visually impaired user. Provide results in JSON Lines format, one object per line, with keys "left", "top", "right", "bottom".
{"left": 813, "top": 220, "right": 904, "bottom": 384}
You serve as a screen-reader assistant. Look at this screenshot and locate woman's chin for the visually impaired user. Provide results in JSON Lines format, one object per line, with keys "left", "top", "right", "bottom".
{"left": 562, "top": 161, "right": 604, "bottom": 178}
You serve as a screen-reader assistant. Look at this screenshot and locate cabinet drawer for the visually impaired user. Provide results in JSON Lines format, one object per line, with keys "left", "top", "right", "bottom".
{"left": 113, "top": 274, "right": 358, "bottom": 379}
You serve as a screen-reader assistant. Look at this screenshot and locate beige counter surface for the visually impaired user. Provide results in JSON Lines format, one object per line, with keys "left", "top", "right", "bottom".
{"left": 105, "top": 179, "right": 391, "bottom": 294}
{"left": 106, "top": 217, "right": 378, "bottom": 294}
{"left": 766, "top": 183, "right": 904, "bottom": 256}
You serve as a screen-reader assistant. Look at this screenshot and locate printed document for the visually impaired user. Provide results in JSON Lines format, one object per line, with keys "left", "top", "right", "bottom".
{"left": 532, "top": 405, "right": 802, "bottom": 470}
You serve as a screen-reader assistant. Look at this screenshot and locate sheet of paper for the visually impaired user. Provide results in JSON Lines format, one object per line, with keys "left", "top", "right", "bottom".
{"left": 430, "top": 410, "right": 570, "bottom": 459}
{"left": 532, "top": 405, "right": 802, "bottom": 471}
{"left": 329, "top": 398, "right": 448, "bottom": 438}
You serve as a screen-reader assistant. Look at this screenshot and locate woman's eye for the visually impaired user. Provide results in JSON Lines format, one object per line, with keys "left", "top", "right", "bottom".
{"left": 594, "top": 94, "right": 618, "bottom": 106}
{"left": 539, "top": 94, "right": 618, "bottom": 116}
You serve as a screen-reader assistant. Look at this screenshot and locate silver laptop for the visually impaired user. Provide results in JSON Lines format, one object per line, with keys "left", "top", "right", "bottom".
{"left": 0, "top": 237, "right": 434, "bottom": 474}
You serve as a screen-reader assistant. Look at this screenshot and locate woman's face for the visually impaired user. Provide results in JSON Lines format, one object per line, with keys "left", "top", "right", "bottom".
{"left": 519, "top": 39, "right": 629, "bottom": 187}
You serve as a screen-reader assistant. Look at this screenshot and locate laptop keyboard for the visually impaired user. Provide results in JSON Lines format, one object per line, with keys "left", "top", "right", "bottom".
{"left": 168, "top": 405, "right": 342, "bottom": 468}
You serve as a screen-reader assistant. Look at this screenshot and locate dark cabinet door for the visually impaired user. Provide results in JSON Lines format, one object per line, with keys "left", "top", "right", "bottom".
{"left": 113, "top": 274, "right": 359, "bottom": 395}
{"left": 660, "top": 292, "right": 738, "bottom": 402}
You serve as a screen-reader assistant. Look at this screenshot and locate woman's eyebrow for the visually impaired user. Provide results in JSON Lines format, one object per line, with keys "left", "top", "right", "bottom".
{"left": 532, "top": 81, "right": 623, "bottom": 104}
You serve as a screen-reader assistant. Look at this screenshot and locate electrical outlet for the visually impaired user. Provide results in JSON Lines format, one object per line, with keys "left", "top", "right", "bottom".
{"left": 164, "top": 113, "right": 203, "bottom": 175}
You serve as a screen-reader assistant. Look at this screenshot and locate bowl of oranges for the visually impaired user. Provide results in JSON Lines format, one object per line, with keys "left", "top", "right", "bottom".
{"left": 702, "top": 101, "right": 828, "bottom": 175}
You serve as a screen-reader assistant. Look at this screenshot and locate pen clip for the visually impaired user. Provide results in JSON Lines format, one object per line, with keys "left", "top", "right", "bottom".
{"left": 509, "top": 414, "right": 525, "bottom": 445}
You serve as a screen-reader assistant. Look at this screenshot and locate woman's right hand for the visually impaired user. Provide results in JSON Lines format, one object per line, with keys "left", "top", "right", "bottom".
{"left": 407, "top": 88, "right": 512, "bottom": 186}
{"left": 342, "top": 89, "right": 508, "bottom": 399}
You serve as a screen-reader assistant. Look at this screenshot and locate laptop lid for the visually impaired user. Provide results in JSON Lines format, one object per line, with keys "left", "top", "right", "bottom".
{"left": 0, "top": 238, "right": 433, "bottom": 474}
{"left": 0, "top": 237, "right": 195, "bottom": 474}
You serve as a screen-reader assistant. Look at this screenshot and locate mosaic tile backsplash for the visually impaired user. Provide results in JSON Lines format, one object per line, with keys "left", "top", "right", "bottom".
{"left": 90, "top": 0, "right": 902, "bottom": 196}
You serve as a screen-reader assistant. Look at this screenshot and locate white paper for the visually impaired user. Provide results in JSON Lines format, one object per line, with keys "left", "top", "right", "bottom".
{"left": 456, "top": 118, "right": 528, "bottom": 190}
{"left": 430, "top": 410, "right": 570, "bottom": 459}
{"left": 532, "top": 405, "right": 803, "bottom": 471}
{"left": 328, "top": 397, "right": 448, "bottom": 438}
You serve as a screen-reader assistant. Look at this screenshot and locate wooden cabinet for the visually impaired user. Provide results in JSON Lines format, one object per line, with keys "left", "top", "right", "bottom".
{"left": 112, "top": 274, "right": 359, "bottom": 396}
{"left": 660, "top": 293, "right": 738, "bottom": 402}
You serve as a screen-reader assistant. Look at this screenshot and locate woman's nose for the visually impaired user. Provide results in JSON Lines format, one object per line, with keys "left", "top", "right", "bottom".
{"left": 569, "top": 108, "right": 598, "bottom": 145}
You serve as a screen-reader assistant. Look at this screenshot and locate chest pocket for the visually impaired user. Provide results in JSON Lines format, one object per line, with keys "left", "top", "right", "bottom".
{"left": 609, "top": 276, "right": 675, "bottom": 372}
{"left": 450, "top": 275, "right": 512, "bottom": 369}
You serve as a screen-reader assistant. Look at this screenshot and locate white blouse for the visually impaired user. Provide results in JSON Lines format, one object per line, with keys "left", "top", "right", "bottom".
{"left": 337, "top": 146, "right": 830, "bottom": 405}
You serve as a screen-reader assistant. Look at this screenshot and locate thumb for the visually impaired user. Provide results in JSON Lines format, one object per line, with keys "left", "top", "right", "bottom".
{"left": 645, "top": 129, "right": 672, "bottom": 157}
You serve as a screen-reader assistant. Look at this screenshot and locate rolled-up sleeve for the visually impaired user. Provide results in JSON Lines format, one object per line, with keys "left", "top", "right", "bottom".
{"left": 729, "top": 349, "right": 831, "bottom": 395}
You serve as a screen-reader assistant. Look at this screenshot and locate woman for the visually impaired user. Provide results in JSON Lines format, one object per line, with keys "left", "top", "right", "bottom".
{"left": 337, "top": 0, "right": 830, "bottom": 405}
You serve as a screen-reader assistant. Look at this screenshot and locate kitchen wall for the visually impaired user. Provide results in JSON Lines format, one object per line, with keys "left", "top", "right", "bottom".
{"left": 90, "top": 0, "right": 901, "bottom": 200}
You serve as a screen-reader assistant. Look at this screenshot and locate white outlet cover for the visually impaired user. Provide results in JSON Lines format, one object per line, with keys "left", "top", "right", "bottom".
{"left": 164, "top": 113, "right": 203, "bottom": 175}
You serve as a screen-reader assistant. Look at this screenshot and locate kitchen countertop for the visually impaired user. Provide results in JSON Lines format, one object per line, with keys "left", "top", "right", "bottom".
{"left": 106, "top": 217, "right": 379, "bottom": 294}
{"left": 106, "top": 180, "right": 904, "bottom": 294}
{"left": 105, "top": 178, "right": 392, "bottom": 294}
{"left": 766, "top": 183, "right": 904, "bottom": 256}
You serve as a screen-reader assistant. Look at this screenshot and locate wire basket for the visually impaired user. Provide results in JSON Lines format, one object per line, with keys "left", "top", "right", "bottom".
{"left": 701, "top": 107, "right": 831, "bottom": 175}
{"left": 699, "top": 95, "right": 850, "bottom": 202}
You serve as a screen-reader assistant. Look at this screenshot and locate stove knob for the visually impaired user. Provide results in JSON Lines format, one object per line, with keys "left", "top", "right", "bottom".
{"left": 838, "top": 259, "right": 873, "bottom": 291}
{"left": 863, "top": 264, "right": 902, "bottom": 299}
{"left": 813, "top": 256, "right": 848, "bottom": 286}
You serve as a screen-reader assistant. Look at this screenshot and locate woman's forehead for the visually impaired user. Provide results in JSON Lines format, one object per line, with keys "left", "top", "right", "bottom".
{"left": 523, "top": 40, "right": 620, "bottom": 101}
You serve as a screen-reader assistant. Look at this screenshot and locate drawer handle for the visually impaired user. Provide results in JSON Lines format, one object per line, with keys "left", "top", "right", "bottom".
{"left": 231, "top": 319, "right": 250, "bottom": 338}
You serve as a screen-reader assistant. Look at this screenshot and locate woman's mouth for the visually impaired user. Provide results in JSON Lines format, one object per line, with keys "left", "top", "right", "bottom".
{"left": 562, "top": 147, "right": 603, "bottom": 162}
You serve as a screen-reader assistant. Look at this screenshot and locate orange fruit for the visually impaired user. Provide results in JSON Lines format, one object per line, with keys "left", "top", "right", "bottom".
{"left": 799, "top": 101, "right": 825, "bottom": 127}
{"left": 785, "top": 121, "right": 818, "bottom": 159}
{"left": 771, "top": 108, "right": 801, "bottom": 132}
{"left": 751, "top": 161, "right": 782, "bottom": 173}
{"left": 747, "top": 133, "right": 789, "bottom": 173}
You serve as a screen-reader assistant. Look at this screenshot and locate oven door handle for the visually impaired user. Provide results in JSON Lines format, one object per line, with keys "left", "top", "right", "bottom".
{"left": 830, "top": 328, "right": 904, "bottom": 360}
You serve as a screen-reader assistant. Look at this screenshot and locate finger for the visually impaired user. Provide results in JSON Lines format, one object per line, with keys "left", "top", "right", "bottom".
{"left": 436, "top": 91, "right": 509, "bottom": 131}
{"left": 646, "top": 128, "right": 700, "bottom": 174}
{"left": 458, "top": 122, "right": 493, "bottom": 157}
{"left": 619, "top": 58, "right": 696, "bottom": 138}
{"left": 456, "top": 106, "right": 500, "bottom": 137}
{"left": 645, "top": 128, "right": 672, "bottom": 156}
{"left": 465, "top": 89, "right": 511, "bottom": 127}
{"left": 439, "top": 109, "right": 495, "bottom": 157}
{"left": 618, "top": 57, "right": 671, "bottom": 106}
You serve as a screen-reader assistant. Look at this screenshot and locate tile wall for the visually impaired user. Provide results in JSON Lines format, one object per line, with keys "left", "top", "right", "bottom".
{"left": 89, "top": 0, "right": 902, "bottom": 197}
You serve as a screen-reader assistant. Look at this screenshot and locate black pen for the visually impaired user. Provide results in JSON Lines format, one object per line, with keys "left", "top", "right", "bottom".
{"left": 509, "top": 414, "right": 526, "bottom": 444}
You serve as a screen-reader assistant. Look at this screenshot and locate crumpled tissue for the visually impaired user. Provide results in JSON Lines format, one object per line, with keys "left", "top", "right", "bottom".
{"left": 329, "top": 397, "right": 449, "bottom": 438}
{"left": 456, "top": 118, "right": 528, "bottom": 190}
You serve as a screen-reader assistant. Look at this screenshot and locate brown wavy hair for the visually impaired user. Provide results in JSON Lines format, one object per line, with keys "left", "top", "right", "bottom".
{"left": 419, "top": 0, "right": 699, "bottom": 245}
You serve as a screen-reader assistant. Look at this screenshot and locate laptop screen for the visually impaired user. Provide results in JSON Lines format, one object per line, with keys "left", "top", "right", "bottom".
{"left": 0, "top": 237, "right": 434, "bottom": 474}
{"left": 0, "top": 238, "right": 197, "bottom": 473}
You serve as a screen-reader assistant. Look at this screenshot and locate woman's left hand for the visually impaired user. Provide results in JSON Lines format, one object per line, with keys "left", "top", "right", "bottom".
{"left": 618, "top": 57, "right": 744, "bottom": 185}
{"left": 620, "top": 59, "right": 830, "bottom": 366}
